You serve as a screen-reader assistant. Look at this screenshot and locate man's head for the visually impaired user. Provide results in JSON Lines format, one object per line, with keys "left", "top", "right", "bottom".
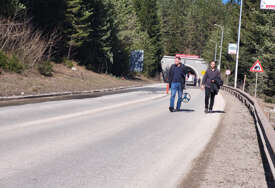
{"left": 175, "top": 57, "right": 181, "bottom": 65}
{"left": 210, "top": 61, "right": 216, "bottom": 69}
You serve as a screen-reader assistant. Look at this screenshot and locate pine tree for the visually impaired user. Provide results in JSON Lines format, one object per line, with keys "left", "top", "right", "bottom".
{"left": 133, "top": 0, "right": 163, "bottom": 77}
{"left": 240, "top": 0, "right": 275, "bottom": 96}
{"left": 64, "top": 0, "right": 92, "bottom": 59}
{"left": 20, "top": 0, "right": 66, "bottom": 31}
{"left": 0, "top": 0, "right": 21, "bottom": 17}
{"left": 78, "top": 0, "right": 116, "bottom": 73}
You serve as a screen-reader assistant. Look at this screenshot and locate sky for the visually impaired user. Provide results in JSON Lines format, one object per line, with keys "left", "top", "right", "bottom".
{"left": 222, "top": 0, "right": 230, "bottom": 3}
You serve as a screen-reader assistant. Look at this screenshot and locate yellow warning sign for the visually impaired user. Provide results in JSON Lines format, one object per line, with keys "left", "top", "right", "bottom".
{"left": 201, "top": 70, "right": 206, "bottom": 75}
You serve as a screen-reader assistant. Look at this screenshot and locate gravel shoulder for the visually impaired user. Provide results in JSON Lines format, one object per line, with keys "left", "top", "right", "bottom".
{"left": 179, "top": 91, "right": 272, "bottom": 188}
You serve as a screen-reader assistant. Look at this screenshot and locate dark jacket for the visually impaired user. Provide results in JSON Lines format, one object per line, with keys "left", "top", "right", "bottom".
{"left": 202, "top": 68, "right": 222, "bottom": 94}
{"left": 168, "top": 64, "right": 187, "bottom": 89}
{"left": 211, "top": 77, "right": 223, "bottom": 94}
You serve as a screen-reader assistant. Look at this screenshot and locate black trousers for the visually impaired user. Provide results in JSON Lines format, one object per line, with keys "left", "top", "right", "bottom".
{"left": 205, "top": 87, "right": 215, "bottom": 110}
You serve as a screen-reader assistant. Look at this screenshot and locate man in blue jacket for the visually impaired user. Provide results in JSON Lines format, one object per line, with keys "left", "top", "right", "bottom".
{"left": 168, "top": 57, "right": 187, "bottom": 112}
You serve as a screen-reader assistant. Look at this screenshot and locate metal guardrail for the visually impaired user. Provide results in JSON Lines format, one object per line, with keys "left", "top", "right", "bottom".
{"left": 221, "top": 85, "right": 275, "bottom": 181}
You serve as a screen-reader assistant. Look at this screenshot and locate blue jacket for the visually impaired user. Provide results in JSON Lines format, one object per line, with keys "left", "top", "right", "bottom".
{"left": 168, "top": 64, "right": 187, "bottom": 89}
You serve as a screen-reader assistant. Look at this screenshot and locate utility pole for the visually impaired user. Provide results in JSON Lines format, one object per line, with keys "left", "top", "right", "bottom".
{"left": 214, "top": 24, "right": 224, "bottom": 71}
{"left": 234, "top": 0, "right": 243, "bottom": 88}
{"left": 214, "top": 42, "right": 217, "bottom": 62}
{"left": 210, "top": 39, "right": 217, "bottom": 61}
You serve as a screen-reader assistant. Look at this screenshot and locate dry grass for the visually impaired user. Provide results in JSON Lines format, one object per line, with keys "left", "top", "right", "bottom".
{"left": 0, "top": 18, "right": 56, "bottom": 67}
{"left": 0, "top": 62, "right": 157, "bottom": 96}
{"left": 257, "top": 98, "right": 275, "bottom": 128}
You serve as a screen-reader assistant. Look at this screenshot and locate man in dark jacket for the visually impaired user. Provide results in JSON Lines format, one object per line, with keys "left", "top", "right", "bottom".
{"left": 201, "top": 61, "right": 222, "bottom": 113}
{"left": 168, "top": 57, "right": 187, "bottom": 112}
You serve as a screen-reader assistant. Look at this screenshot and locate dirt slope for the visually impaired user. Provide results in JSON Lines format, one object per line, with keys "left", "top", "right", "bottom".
{"left": 0, "top": 63, "right": 157, "bottom": 97}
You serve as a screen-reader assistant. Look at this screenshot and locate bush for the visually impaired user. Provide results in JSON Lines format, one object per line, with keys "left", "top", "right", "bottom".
{"left": 0, "top": 18, "right": 57, "bottom": 68}
{"left": 0, "top": 51, "right": 9, "bottom": 68}
{"left": 0, "top": 51, "right": 24, "bottom": 73}
{"left": 64, "top": 58, "right": 74, "bottom": 68}
{"left": 265, "top": 96, "right": 275, "bottom": 104}
{"left": 7, "top": 55, "right": 24, "bottom": 73}
{"left": 39, "top": 61, "right": 53, "bottom": 76}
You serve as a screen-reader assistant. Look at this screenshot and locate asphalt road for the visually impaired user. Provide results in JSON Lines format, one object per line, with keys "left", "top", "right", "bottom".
{"left": 0, "top": 84, "right": 225, "bottom": 188}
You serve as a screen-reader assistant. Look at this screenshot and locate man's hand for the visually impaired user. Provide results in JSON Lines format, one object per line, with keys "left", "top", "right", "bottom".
{"left": 201, "top": 85, "right": 205, "bottom": 90}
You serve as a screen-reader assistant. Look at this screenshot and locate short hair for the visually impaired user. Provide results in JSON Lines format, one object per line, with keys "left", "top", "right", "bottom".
{"left": 210, "top": 61, "right": 216, "bottom": 64}
{"left": 176, "top": 57, "right": 181, "bottom": 60}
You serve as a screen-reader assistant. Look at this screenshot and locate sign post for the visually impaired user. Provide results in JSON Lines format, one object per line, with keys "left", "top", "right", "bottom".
{"left": 243, "top": 74, "right": 246, "bottom": 91}
{"left": 234, "top": 0, "right": 243, "bottom": 88}
{"left": 255, "top": 72, "right": 258, "bottom": 97}
{"left": 249, "top": 59, "right": 264, "bottom": 98}
{"left": 225, "top": 69, "right": 231, "bottom": 85}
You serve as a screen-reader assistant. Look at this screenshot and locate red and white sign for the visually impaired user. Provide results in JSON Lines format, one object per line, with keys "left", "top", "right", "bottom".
{"left": 225, "top": 70, "right": 231, "bottom": 75}
{"left": 250, "top": 59, "right": 264, "bottom": 72}
{"left": 176, "top": 54, "right": 200, "bottom": 59}
{"left": 260, "top": 0, "right": 275, "bottom": 10}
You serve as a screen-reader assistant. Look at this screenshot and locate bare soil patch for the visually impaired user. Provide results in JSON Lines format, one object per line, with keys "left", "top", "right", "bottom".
{"left": 0, "top": 63, "right": 157, "bottom": 97}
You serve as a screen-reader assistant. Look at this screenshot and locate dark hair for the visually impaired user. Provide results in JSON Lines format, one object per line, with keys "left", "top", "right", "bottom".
{"left": 210, "top": 61, "right": 216, "bottom": 64}
{"left": 176, "top": 57, "right": 181, "bottom": 60}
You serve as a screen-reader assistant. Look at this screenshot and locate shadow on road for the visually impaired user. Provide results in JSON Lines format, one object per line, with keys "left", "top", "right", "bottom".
{"left": 211, "top": 110, "right": 226, "bottom": 113}
{"left": 176, "top": 109, "right": 195, "bottom": 112}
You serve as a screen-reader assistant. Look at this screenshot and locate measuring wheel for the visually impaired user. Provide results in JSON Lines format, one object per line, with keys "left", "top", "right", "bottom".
{"left": 181, "top": 92, "right": 191, "bottom": 103}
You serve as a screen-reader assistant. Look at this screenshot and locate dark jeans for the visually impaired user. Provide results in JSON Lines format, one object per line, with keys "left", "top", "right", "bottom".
{"left": 205, "top": 87, "right": 215, "bottom": 110}
{"left": 170, "top": 82, "right": 183, "bottom": 110}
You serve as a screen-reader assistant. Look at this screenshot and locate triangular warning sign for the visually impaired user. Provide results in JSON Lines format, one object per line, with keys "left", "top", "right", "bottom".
{"left": 250, "top": 59, "right": 264, "bottom": 72}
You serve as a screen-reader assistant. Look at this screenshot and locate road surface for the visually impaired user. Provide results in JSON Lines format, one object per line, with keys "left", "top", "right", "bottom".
{"left": 0, "top": 84, "right": 225, "bottom": 188}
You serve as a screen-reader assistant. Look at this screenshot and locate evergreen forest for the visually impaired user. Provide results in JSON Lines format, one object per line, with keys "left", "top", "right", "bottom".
{"left": 0, "top": 0, "right": 274, "bottom": 99}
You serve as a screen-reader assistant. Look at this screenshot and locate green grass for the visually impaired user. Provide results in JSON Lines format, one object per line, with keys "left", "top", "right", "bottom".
{"left": 38, "top": 61, "right": 53, "bottom": 77}
{"left": 0, "top": 51, "right": 24, "bottom": 73}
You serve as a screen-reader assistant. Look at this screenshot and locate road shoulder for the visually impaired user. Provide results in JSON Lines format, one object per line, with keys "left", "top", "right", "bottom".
{"left": 179, "top": 91, "right": 269, "bottom": 188}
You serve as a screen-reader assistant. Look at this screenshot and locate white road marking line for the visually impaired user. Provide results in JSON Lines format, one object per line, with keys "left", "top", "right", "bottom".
{"left": 0, "top": 94, "right": 167, "bottom": 133}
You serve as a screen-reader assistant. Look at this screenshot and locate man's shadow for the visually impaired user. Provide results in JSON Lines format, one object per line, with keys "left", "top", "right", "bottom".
{"left": 210, "top": 110, "right": 226, "bottom": 113}
{"left": 175, "top": 109, "right": 195, "bottom": 112}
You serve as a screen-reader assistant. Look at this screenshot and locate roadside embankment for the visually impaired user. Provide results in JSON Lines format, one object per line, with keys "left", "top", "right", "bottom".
{"left": 180, "top": 91, "right": 273, "bottom": 188}
{"left": 0, "top": 63, "right": 157, "bottom": 97}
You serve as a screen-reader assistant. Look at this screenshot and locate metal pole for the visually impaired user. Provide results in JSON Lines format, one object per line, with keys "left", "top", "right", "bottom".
{"left": 214, "top": 43, "right": 217, "bottom": 61}
{"left": 218, "top": 26, "right": 224, "bottom": 70}
{"left": 226, "top": 75, "right": 229, "bottom": 85}
{"left": 255, "top": 72, "right": 258, "bottom": 98}
{"left": 243, "top": 74, "right": 246, "bottom": 91}
{"left": 234, "top": 0, "right": 243, "bottom": 88}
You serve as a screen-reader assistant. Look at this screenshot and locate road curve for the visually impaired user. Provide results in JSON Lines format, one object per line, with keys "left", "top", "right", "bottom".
{"left": 0, "top": 84, "right": 225, "bottom": 188}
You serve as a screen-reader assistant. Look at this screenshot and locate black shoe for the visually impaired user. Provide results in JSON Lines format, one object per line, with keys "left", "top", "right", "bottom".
{"left": 169, "top": 107, "right": 174, "bottom": 112}
{"left": 208, "top": 109, "right": 213, "bottom": 113}
{"left": 204, "top": 108, "right": 208, "bottom": 113}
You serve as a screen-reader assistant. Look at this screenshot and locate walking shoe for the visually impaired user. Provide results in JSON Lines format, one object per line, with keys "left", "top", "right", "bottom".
{"left": 169, "top": 107, "right": 174, "bottom": 112}
{"left": 204, "top": 108, "right": 208, "bottom": 113}
{"left": 208, "top": 109, "right": 213, "bottom": 113}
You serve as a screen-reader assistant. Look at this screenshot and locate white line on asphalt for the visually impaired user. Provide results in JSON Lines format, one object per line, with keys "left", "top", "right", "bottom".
{"left": 0, "top": 94, "right": 167, "bottom": 133}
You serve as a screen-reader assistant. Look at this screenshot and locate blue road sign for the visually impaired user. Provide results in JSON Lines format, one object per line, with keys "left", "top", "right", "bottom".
{"left": 130, "top": 50, "right": 144, "bottom": 72}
